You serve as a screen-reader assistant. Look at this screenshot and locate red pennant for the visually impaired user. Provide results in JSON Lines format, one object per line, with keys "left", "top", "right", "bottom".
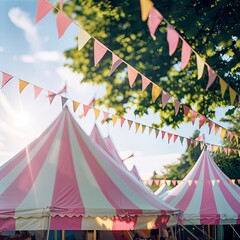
{"left": 109, "top": 53, "right": 123, "bottom": 76}
{"left": 34, "top": 86, "right": 43, "bottom": 99}
{"left": 173, "top": 135, "right": 178, "bottom": 143}
{"left": 199, "top": 115, "right": 207, "bottom": 128}
{"left": 174, "top": 99, "right": 180, "bottom": 115}
{"left": 183, "top": 106, "right": 190, "bottom": 117}
{"left": 1, "top": 72, "right": 13, "bottom": 89}
{"left": 83, "top": 104, "right": 91, "bottom": 116}
{"left": 206, "top": 66, "right": 217, "bottom": 90}
{"left": 147, "top": 7, "right": 163, "bottom": 40}
{"left": 94, "top": 40, "right": 108, "bottom": 66}
{"left": 167, "top": 23, "right": 179, "bottom": 56}
{"left": 48, "top": 91, "right": 56, "bottom": 104}
{"left": 208, "top": 121, "right": 215, "bottom": 134}
{"left": 128, "top": 65, "right": 138, "bottom": 87}
{"left": 214, "top": 124, "right": 220, "bottom": 135}
{"left": 187, "top": 138, "right": 191, "bottom": 148}
{"left": 181, "top": 40, "right": 191, "bottom": 69}
{"left": 191, "top": 110, "right": 198, "bottom": 125}
{"left": 161, "top": 131, "right": 166, "bottom": 139}
{"left": 167, "top": 133, "right": 173, "bottom": 143}
{"left": 61, "top": 96, "right": 68, "bottom": 108}
{"left": 162, "top": 91, "right": 171, "bottom": 109}
{"left": 141, "top": 75, "right": 151, "bottom": 91}
{"left": 35, "top": 0, "right": 53, "bottom": 23}
{"left": 56, "top": 11, "right": 72, "bottom": 39}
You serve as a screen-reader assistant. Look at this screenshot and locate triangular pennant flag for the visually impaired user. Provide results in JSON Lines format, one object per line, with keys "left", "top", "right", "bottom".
{"left": 155, "top": 129, "right": 159, "bottom": 139}
{"left": 94, "top": 40, "right": 108, "bottom": 66}
{"left": 227, "top": 131, "right": 234, "bottom": 141}
{"left": 142, "top": 75, "right": 151, "bottom": 91}
{"left": 112, "top": 114, "right": 118, "bottom": 126}
{"left": 181, "top": 40, "right": 191, "bottom": 69}
{"left": 128, "top": 120, "right": 133, "bottom": 129}
{"left": 72, "top": 101, "right": 80, "bottom": 112}
{"left": 148, "top": 180, "right": 153, "bottom": 186}
{"left": 61, "top": 96, "right": 68, "bottom": 108}
{"left": 19, "top": 80, "right": 29, "bottom": 93}
{"left": 196, "top": 53, "right": 205, "bottom": 80}
{"left": 219, "top": 78, "right": 228, "bottom": 98}
{"left": 83, "top": 104, "right": 91, "bottom": 116}
{"left": 109, "top": 53, "right": 123, "bottom": 76}
{"left": 135, "top": 122, "right": 140, "bottom": 133}
{"left": 78, "top": 28, "right": 91, "bottom": 51}
{"left": 147, "top": 7, "right": 163, "bottom": 40}
{"left": 152, "top": 84, "right": 162, "bottom": 103}
{"left": 149, "top": 127, "right": 153, "bottom": 136}
{"left": 174, "top": 99, "right": 180, "bottom": 115}
{"left": 173, "top": 135, "right": 178, "bottom": 143}
{"left": 103, "top": 112, "right": 109, "bottom": 121}
{"left": 167, "top": 133, "right": 173, "bottom": 143}
{"left": 232, "top": 149, "right": 237, "bottom": 154}
{"left": 206, "top": 65, "right": 217, "bottom": 90}
{"left": 142, "top": 124, "right": 146, "bottom": 134}
{"left": 143, "top": 180, "right": 148, "bottom": 185}
{"left": 48, "top": 91, "right": 56, "bottom": 104}
{"left": 191, "top": 110, "right": 198, "bottom": 125}
{"left": 154, "top": 180, "right": 160, "bottom": 186}
{"left": 213, "top": 145, "right": 219, "bottom": 153}
{"left": 140, "top": 0, "right": 154, "bottom": 21}
{"left": 177, "top": 180, "right": 181, "bottom": 185}
{"left": 231, "top": 179, "right": 235, "bottom": 184}
{"left": 193, "top": 140, "right": 199, "bottom": 148}
{"left": 214, "top": 124, "right": 220, "bottom": 135}
{"left": 34, "top": 86, "right": 43, "bottom": 99}
{"left": 120, "top": 117, "right": 125, "bottom": 127}
{"left": 183, "top": 105, "right": 190, "bottom": 117}
{"left": 208, "top": 121, "right": 215, "bottom": 134}
{"left": 229, "top": 87, "right": 237, "bottom": 105}
{"left": 93, "top": 108, "right": 101, "bottom": 120}
{"left": 224, "top": 148, "right": 228, "bottom": 155}
{"left": 235, "top": 135, "right": 239, "bottom": 145}
{"left": 162, "top": 91, "right": 171, "bottom": 109}
{"left": 127, "top": 65, "right": 138, "bottom": 87}
{"left": 179, "top": 136, "right": 184, "bottom": 145}
{"left": 194, "top": 180, "right": 198, "bottom": 185}
{"left": 195, "top": 134, "right": 205, "bottom": 142}
{"left": 199, "top": 115, "right": 207, "bottom": 128}
{"left": 165, "top": 180, "right": 171, "bottom": 186}
{"left": 161, "top": 131, "right": 166, "bottom": 139}
{"left": 238, "top": 179, "right": 240, "bottom": 184}
{"left": 172, "top": 180, "right": 177, "bottom": 186}
{"left": 187, "top": 138, "right": 191, "bottom": 148}
{"left": 56, "top": 11, "right": 72, "bottom": 39}
{"left": 35, "top": 0, "right": 53, "bottom": 23}
{"left": 221, "top": 128, "right": 227, "bottom": 140}
{"left": 1, "top": 72, "right": 13, "bottom": 89}
{"left": 167, "top": 23, "right": 179, "bottom": 56}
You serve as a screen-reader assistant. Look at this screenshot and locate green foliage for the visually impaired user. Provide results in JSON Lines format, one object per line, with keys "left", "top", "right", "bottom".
{"left": 62, "top": 0, "right": 240, "bottom": 128}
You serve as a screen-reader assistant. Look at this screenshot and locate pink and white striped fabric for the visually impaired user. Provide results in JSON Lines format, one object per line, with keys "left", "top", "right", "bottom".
{"left": 0, "top": 108, "right": 180, "bottom": 230}
{"left": 161, "top": 149, "right": 240, "bottom": 225}
{"left": 154, "top": 183, "right": 168, "bottom": 198}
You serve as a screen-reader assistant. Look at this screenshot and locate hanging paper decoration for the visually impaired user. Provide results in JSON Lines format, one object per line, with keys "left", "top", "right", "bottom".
{"left": 1, "top": 72, "right": 13, "bottom": 89}
{"left": 208, "top": 121, "right": 214, "bottom": 134}
{"left": 181, "top": 40, "right": 191, "bottom": 69}
{"left": 140, "top": 0, "right": 154, "bottom": 21}
{"left": 35, "top": 0, "right": 53, "bottom": 23}
{"left": 214, "top": 124, "right": 220, "bottom": 135}
{"left": 155, "top": 129, "right": 159, "bottom": 138}
{"left": 149, "top": 127, "right": 153, "bottom": 136}
{"left": 103, "top": 112, "right": 109, "bottom": 121}
{"left": 179, "top": 136, "right": 184, "bottom": 145}
{"left": 173, "top": 135, "right": 178, "bottom": 143}
{"left": 93, "top": 108, "right": 100, "bottom": 120}
{"left": 78, "top": 28, "right": 91, "bottom": 51}
{"left": 128, "top": 120, "right": 133, "bottom": 129}
{"left": 56, "top": 11, "right": 72, "bottom": 39}
{"left": 167, "top": 23, "right": 179, "bottom": 56}
{"left": 142, "top": 125, "right": 146, "bottom": 134}
{"left": 183, "top": 106, "right": 190, "bottom": 117}
{"left": 120, "top": 117, "right": 125, "bottom": 127}
{"left": 221, "top": 128, "right": 227, "bottom": 140}
{"left": 128, "top": 65, "right": 138, "bottom": 87}
{"left": 48, "top": 91, "right": 56, "bottom": 104}
{"left": 94, "top": 40, "right": 108, "bottom": 66}
{"left": 195, "top": 53, "right": 205, "bottom": 80}
{"left": 109, "top": 53, "right": 123, "bottom": 76}
{"left": 219, "top": 78, "right": 228, "bottom": 98}
{"left": 135, "top": 122, "right": 140, "bottom": 133}
{"left": 152, "top": 84, "right": 162, "bottom": 102}
{"left": 112, "top": 114, "right": 118, "bottom": 126}
{"left": 199, "top": 115, "right": 207, "bottom": 128}
{"left": 161, "top": 91, "right": 171, "bottom": 109}
{"left": 161, "top": 131, "right": 166, "bottom": 139}
{"left": 167, "top": 133, "right": 172, "bottom": 143}
{"left": 83, "top": 104, "right": 91, "bottom": 116}
{"left": 142, "top": 75, "right": 151, "bottom": 91}
{"left": 19, "top": 80, "right": 29, "bottom": 93}
{"left": 206, "top": 66, "right": 217, "bottom": 90}
{"left": 174, "top": 99, "right": 180, "bottom": 115}
{"left": 34, "top": 86, "right": 43, "bottom": 99}
{"left": 72, "top": 100, "right": 80, "bottom": 112}
{"left": 191, "top": 110, "right": 198, "bottom": 125}
{"left": 147, "top": 7, "right": 163, "bottom": 40}
{"left": 61, "top": 96, "right": 68, "bottom": 108}
{"left": 229, "top": 87, "right": 237, "bottom": 105}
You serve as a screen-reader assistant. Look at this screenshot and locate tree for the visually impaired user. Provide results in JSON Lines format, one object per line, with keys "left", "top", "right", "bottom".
{"left": 62, "top": 0, "right": 240, "bottom": 128}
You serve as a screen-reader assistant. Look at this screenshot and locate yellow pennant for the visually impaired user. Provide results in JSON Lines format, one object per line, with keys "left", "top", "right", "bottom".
{"left": 19, "top": 80, "right": 29, "bottom": 93}
{"left": 152, "top": 84, "right": 162, "bottom": 103}
{"left": 140, "top": 0, "right": 154, "bottom": 21}
{"left": 72, "top": 101, "right": 80, "bottom": 112}
{"left": 142, "top": 124, "right": 146, "bottom": 134}
{"left": 213, "top": 145, "right": 219, "bottom": 152}
{"left": 229, "top": 87, "right": 237, "bottom": 105}
{"left": 196, "top": 53, "right": 205, "bottom": 80}
{"left": 112, "top": 114, "right": 118, "bottom": 126}
{"left": 78, "top": 28, "right": 91, "bottom": 51}
{"left": 135, "top": 122, "right": 140, "bottom": 133}
{"left": 221, "top": 128, "right": 227, "bottom": 140}
{"left": 231, "top": 179, "right": 235, "bottom": 184}
{"left": 219, "top": 78, "right": 227, "bottom": 98}
{"left": 235, "top": 135, "right": 239, "bottom": 145}
{"left": 93, "top": 108, "right": 101, "bottom": 120}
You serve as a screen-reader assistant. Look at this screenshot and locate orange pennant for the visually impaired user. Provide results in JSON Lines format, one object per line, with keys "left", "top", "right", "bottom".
{"left": 221, "top": 128, "right": 227, "bottom": 140}
{"left": 140, "top": 0, "right": 154, "bottom": 21}
{"left": 83, "top": 104, "right": 91, "bottom": 116}
{"left": 196, "top": 53, "right": 205, "bottom": 80}
{"left": 19, "top": 80, "right": 29, "bottom": 93}
{"left": 219, "top": 78, "right": 227, "bottom": 98}
{"left": 135, "top": 122, "right": 140, "bottom": 133}
{"left": 142, "top": 125, "right": 146, "bottom": 134}
{"left": 112, "top": 114, "right": 118, "bottom": 126}
{"left": 167, "top": 133, "right": 172, "bottom": 143}
{"left": 128, "top": 65, "right": 138, "bottom": 87}
{"left": 229, "top": 87, "right": 237, "bottom": 105}
{"left": 72, "top": 101, "right": 80, "bottom": 112}
{"left": 214, "top": 125, "right": 220, "bottom": 135}
{"left": 152, "top": 84, "right": 162, "bottom": 102}
{"left": 93, "top": 108, "right": 101, "bottom": 120}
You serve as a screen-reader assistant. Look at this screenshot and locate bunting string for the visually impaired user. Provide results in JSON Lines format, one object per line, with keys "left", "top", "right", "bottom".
{"left": 34, "top": 0, "right": 239, "bottom": 143}
{"left": 1, "top": 70, "right": 239, "bottom": 156}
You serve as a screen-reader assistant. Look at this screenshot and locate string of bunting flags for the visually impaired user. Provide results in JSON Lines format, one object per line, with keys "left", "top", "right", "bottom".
{"left": 1, "top": 70, "right": 239, "bottom": 157}
{"left": 140, "top": 0, "right": 239, "bottom": 106}
{"left": 34, "top": 0, "right": 240, "bottom": 145}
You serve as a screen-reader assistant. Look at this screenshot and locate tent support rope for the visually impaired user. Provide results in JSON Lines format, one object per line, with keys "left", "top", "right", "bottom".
{"left": 179, "top": 224, "right": 198, "bottom": 240}
{"left": 230, "top": 224, "right": 240, "bottom": 239}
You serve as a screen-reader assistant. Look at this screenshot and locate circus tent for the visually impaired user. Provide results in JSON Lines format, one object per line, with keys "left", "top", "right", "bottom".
{"left": 161, "top": 149, "right": 240, "bottom": 225}
{"left": 0, "top": 108, "right": 180, "bottom": 231}
{"left": 154, "top": 183, "right": 168, "bottom": 197}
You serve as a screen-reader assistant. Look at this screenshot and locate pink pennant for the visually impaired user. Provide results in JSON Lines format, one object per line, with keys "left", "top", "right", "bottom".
{"left": 1, "top": 72, "right": 13, "bottom": 89}
{"left": 173, "top": 135, "right": 178, "bottom": 143}
{"left": 174, "top": 99, "right": 180, "bottom": 115}
{"left": 167, "top": 133, "right": 172, "bottom": 143}
{"left": 162, "top": 91, "right": 171, "bottom": 109}
{"left": 48, "top": 91, "right": 56, "bottom": 104}
{"left": 34, "top": 86, "right": 43, "bottom": 99}
{"left": 208, "top": 121, "right": 215, "bottom": 134}
{"left": 227, "top": 131, "right": 234, "bottom": 141}
{"left": 147, "top": 7, "right": 163, "bottom": 40}
{"left": 183, "top": 106, "right": 190, "bottom": 117}
{"left": 181, "top": 40, "right": 191, "bottom": 69}
{"left": 94, "top": 40, "right": 108, "bottom": 66}
{"left": 199, "top": 115, "right": 207, "bottom": 128}
{"left": 128, "top": 65, "right": 138, "bottom": 87}
{"left": 35, "top": 0, "right": 53, "bottom": 23}
{"left": 120, "top": 117, "right": 125, "bottom": 127}
{"left": 141, "top": 75, "right": 151, "bottom": 91}
{"left": 109, "top": 53, "right": 123, "bottom": 76}
{"left": 172, "top": 180, "right": 177, "bottom": 186}
{"left": 148, "top": 180, "right": 153, "bottom": 186}
{"left": 103, "top": 112, "right": 109, "bottom": 121}
{"left": 238, "top": 179, "right": 240, "bottom": 184}
{"left": 83, "top": 104, "right": 91, "bottom": 116}
{"left": 206, "top": 66, "right": 217, "bottom": 90}
{"left": 161, "top": 131, "right": 166, "bottom": 139}
{"left": 195, "top": 134, "right": 205, "bottom": 142}
{"left": 191, "top": 110, "right": 198, "bottom": 125}
{"left": 167, "top": 23, "right": 179, "bottom": 56}
{"left": 193, "top": 140, "right": 199, "bottom": 148}
{"left": 56, "top": 11, "right": 72, "bottom": 39}
{"left": 61, "top": 96, "right": 68, "bottom": 108}
{"left": 214, "top": 124, "right": 220, "bottom": 135}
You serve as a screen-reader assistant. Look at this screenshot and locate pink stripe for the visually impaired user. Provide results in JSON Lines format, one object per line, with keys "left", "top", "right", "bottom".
{"left": 50, "top": 216, "right": 82, "bottom": 230}
{"left": 0, "top": 218, "right": 15, "bottom": 230}
{"left": 200, "top": 154, "right": 219, "bottom": 224}
{"left": 51, "top": 113, "right": 85, "bottom": 220}
{"left": 112, "top": 216, "right": 137, "bottom": 230}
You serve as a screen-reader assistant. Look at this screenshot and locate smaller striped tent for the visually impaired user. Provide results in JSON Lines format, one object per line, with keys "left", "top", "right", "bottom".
{"left": 161, "top": 149, "right": 240, "bottom": 225}
{"left": 154, "top": 183, "right": 168, "bottom": 197}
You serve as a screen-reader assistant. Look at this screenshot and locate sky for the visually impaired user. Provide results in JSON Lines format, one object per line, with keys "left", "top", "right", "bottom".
{"left": 0, "top": 0, "right": 230, "bottom": 179}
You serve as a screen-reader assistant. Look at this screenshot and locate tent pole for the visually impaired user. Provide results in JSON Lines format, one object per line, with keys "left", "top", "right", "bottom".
{"left": 93, "top": 230, "right": 97, "bottom": 240}
{"left": 179, "top": 224, "right": 198, "bottom": 240}
{"left": 62, "top": 230, "right": 65, "bottom": 240}
{"left": 208, "top": 225, "right": 210, "bottom": 240}
{"left": 230, "top": 224, "right": 240, "bottom": 239}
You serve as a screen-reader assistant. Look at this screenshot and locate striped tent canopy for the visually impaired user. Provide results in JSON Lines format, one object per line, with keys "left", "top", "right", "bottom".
{"left": 161, "top": 149, "right": 240, "bottom": 225}
{"left": 154, "top": 183, "right": 168, "bottom": 198}
{"left": 0, "top": 108, "right": 180, "bottom": 231}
